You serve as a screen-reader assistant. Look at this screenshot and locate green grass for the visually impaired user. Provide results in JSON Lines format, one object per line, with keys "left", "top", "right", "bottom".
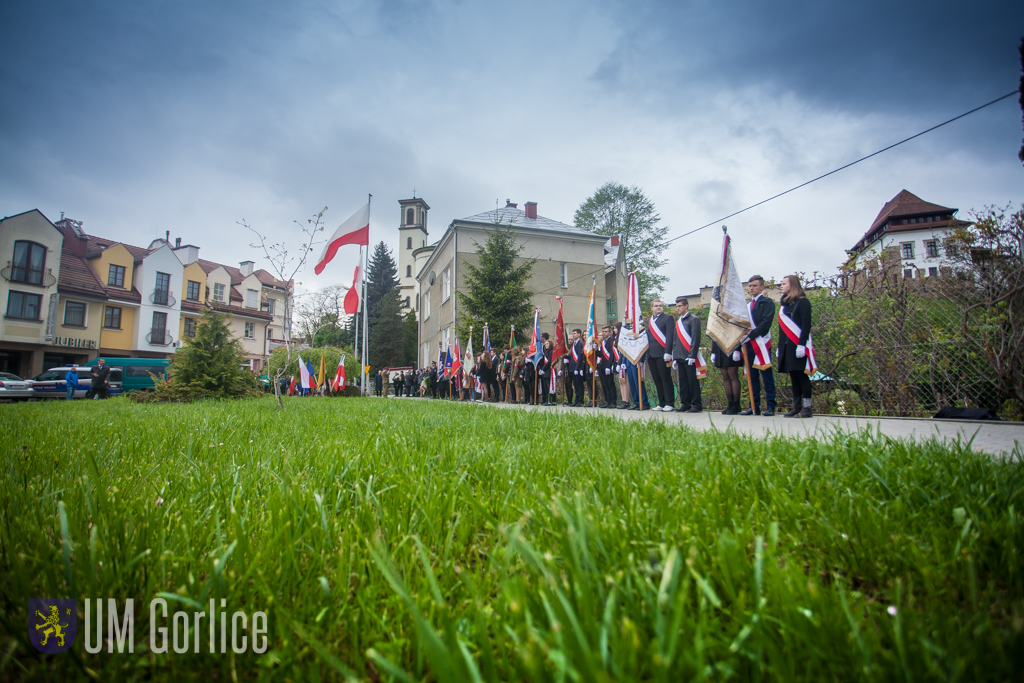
{"left": 1, "top": 397, "right": 1023, "bottom": 681}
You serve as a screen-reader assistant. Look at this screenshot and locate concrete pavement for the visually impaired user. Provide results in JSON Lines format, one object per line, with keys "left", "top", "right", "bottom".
{"left": 475, "top": 400, "right": 1024, "bottom": 459}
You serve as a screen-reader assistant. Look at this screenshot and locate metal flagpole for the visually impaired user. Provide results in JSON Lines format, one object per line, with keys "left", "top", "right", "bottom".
{"left": 353, "top": 245, "right": 360, "bottom": 364}
{"left": 362, "top": 194, "right": 371, "bottom": 395}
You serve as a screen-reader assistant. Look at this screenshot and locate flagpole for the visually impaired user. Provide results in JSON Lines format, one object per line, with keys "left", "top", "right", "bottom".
{"left": 362, "top": 194, "right": 371, "bottom": 395}
{"left": 353, "top": 245, "right": 361, "bottom": 364}
{"left": 505, "top": 325, "right": 513, "bottom": 403}
{"left": 741, "top": 344, "right": 756, "bottom": 411}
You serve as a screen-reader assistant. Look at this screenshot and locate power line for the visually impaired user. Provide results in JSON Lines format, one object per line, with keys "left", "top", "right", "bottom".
{"left": 535, "top": 88, "right": 1020, "bottom": 297}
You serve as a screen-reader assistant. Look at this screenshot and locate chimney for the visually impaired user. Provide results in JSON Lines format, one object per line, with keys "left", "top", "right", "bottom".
{"left": 610, "top": 235, "right": 620, "bottom": 246}
{"left": 524, "top": 201, "right": 538, "bottom": 219}
{"left": 175, "top": 237, "right": 181, "bottom": 248}
{"left": 505, "top": 200, "right": 518, "bottom": 209}
{"left": 165, "top": 230, "right": 170, "bottom": 243}
{"left": 173, "top": 244, "right": 200, "bottom": 265}
{"left": 239, "top": 260, "right": 255, "bottom": 277}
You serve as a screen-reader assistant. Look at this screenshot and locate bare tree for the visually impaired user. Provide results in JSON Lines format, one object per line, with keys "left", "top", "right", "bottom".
{"left": 295, "top": 284, "right": 351, "bottom": 344}
{"left": 241, "top": 207, "right": 328, "bottom": 409}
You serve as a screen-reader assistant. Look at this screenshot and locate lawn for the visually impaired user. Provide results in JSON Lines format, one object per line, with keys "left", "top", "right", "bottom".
{"left": 1, "top": 397, "right": 1022, "bottom": 681}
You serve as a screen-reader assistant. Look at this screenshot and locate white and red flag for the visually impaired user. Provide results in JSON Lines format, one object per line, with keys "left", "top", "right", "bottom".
{"left": 332, "top": 354, "right": 347, "bottom": 391}
{"left": 343, "top": 266, "right": 361, "bottom": 315}
{"left": 314, "top": 203, "right": 370, "bottom": 275}
{"left": 706, "top": 229, "right": 753, "bottom": 355}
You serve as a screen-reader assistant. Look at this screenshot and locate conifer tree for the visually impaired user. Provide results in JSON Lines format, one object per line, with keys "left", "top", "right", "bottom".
{"left": 366, "top": 241, "right": 405, "bottom": 369}
{"left": 457, "top": 227, "right": 535, "bottom": 350}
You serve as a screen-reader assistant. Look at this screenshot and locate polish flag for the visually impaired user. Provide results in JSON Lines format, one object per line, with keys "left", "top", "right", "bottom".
{"left": 343, "top": 266, "right": 360, "bottom": 315}
{"left": 332, "top": 354, "right": 346, "bottom": 391}
{"left": 314, "top": 203, "right": 370, "bottom": 275}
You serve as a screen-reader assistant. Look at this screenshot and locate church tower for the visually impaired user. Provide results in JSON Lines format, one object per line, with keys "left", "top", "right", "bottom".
{"left": 398, "top": 197, "right": 429, "bottom": 316}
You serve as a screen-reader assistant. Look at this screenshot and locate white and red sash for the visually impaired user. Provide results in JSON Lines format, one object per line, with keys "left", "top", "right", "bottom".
{"left": 600, "top": 339, "right": 612, "bottom": 360}
{"left": 648, "top": 313, "right": 668, "bottom": 348}
{"left": 675, "top": 316, "right": 707, "bottom": 379}
{"left": 778, "top": 307, "right": 818, "bottom": 375}
{"left": 571, "top": 341, "right": 579, "bottom": 363}
{"left": 747, "top": 298, "right": 772, "bottom": 370}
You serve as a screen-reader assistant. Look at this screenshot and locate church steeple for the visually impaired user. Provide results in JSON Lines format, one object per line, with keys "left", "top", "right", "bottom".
{"left": 397, "top": 197, "right": 430, "bottom": 315}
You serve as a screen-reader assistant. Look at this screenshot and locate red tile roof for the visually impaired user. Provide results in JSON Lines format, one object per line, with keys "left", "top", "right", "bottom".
{"left": 852, "top": 190, "right": 959, "bottom": 253}
{"left": 57, "top": 239, "right": 142, "bottom": 303}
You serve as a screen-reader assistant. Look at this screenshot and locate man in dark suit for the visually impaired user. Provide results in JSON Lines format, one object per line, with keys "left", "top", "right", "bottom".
{"left": 597, "top": 326, "right": 617, "bottom": 408}
{"left": 89, "top": 358, "right": 111, "bottom": 399}
{"left": 566, "top": 328, "right": 585, "bottom": 406}
{"left": 670, "top": 297, "right": 703, "bottom": 413}
{"left": 741, "top": 275, "right": 777, "bottom": 416}
{"left": 646, "top": 300, "right": 675, "bottom": 411}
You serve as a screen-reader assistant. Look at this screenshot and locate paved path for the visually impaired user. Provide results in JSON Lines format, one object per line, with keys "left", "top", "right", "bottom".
{"left": 470, "top": 401, "right": 1024, "bottom": 459}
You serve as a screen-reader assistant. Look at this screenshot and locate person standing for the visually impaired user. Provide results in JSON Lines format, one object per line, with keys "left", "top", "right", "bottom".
{"left": 89, "top": 358, "right": 111, "bottom": 399}
{"left": 741, "top": 275, "right": 777, "bottom": 416}
{"left": 382, "top": 368, "right": 391, "bottom": 398}
{"left": 537, "top": 340, "right": 554, "bottom": 406}
{"left": 613, "top": 323, "right": 629, "bottom": 409}
{"left": 646, "top": 300, "right": 675, "bottom": 411}
{"left": 566, "top": 328, "right": 585, "bottom": 407}
{"left": 669, "top": 297, "right": 703, "bottom": 413}
{"left": 65, "top": 365, "right": 79, "bottom": 400}
{"left": 778, "top": 274, "right": 815, "bottom": 418}
{"left": 511, "top": 348, "right": 524, "bottom": 403}
{"left": 597, "top": 326, "right": 617, "bottom": 408}
{"left": 710, "top": 340, "right": 743, "bottom": 415}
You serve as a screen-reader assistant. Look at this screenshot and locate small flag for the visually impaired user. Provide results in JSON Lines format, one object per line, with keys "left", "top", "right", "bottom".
{"left": 306, "top": 359, "right": 318, "bottom": 389}
{"left": 552, "top": 296, "right": 567, "bottom": 363}
{"left": 483, "top": 324, "right": 491, "bottom": 354}
{"left": 332, "top": 354, "right": 346, "bottom": 391}
{"left": 344, "top": 265, "right": 361, "bottom": 315}
{"left": 584, "top": 276, "right": 598, "bottom": 370}
{"left": 298, "top": 356, "right": 312, "bottom": 390}
{"left": 317, "top": 353, "right": 327, "bottom": 388}
{"left": 527, "top": 307, "right": 543, "bottom": 364}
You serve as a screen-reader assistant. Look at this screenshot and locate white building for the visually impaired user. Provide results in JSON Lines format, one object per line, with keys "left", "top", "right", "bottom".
{"left": 848, "top": 190, "right": 968, "bottom": 278}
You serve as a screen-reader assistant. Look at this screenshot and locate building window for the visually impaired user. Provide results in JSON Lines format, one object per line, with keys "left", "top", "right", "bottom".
{"left": 925, "top": 240, "right": 939, "bottom": 258}
{"left": 267, "top": 297, "right": 275, "bottom": 315}
{"left": 606, "top": 299, "right": 618, "bottom": 319}
{"left": 104, "top": 306, "right": 122, "bottom": 329}
{"left": 560, "top": 263, "right": 568, "bottom": 288}
{"left": 903, "top": 268, "right": 914, "bottom": 279}
{"left": 6, "top": 291, "right": 41, "bottom": 320}
{"left": 407, "top": 237, "right": 413, "bottom": 249}
{"left": 151, "top": 311, "right": 168, "bottom": 344}
{"left": 404, "top": 296, "right": 410, "bottom": 307}
{"left": 424, "top": 290, "right": 431, "bottom": 319}
{"left": 184, "top": 317, "right": 197, "bottom": 338}
{"left": 928, "top": 267, "right": 938, "bottom": 277}
{"left": 406, "top": 265, "right": 412, "bottom": 277}
{"left": 406, "top": 208, "right": 414, "bottom": 225}
{"left": 442, "top": 326, "right": 450, "bottom": 351}
{"left": 244, "top": 322, "right": 255, "bottom": 339}
{"left": 63, "top": 301, "right": 86, "bottom": 327}
{"left": 246, "top": 289, "right": 258, "bottom": 309}
{"left": 442, "top": 268, "right": 451, "bottom": 301}
{"left": 900, "top": 242, "right": 915, "bottom": 260}
{"left": 108, "top": 264, "right": 125, "bottom": 288}
{"left": 11, "top": 241, "right": 46, "bottom": 285}
{"left": 154, "top": 272, "right": 171, "bottom": 305}
{"left": 213, "top": 283, "right": 225, "bottom": 302}
{"left": 186, "top": 280, "right": 201, "bottom": 300}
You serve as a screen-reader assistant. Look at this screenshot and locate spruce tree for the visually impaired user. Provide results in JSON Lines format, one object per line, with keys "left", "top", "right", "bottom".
{"left": 457, "top": 226, "right": 535, "bottom": 351}
{"left": 366, "top": 240, "right": 404, "bottom": 369}
{"left": 402, "top": 309, "right": 419, "bottom": 366}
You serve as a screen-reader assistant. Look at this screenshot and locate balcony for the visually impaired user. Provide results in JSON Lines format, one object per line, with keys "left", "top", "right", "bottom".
{"left": 1, "top": 262, "right": 56, "bottom": 287}
{"left": 149, "top": 289, "right": 177, "bottom": 307}
{"left": 147, "top": 330, "right": 173, "bottom": 346}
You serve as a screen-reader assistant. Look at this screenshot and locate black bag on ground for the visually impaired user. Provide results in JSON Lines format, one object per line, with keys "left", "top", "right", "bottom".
{"left": 932, "top": 406, "right": 1006, "bottom": 421}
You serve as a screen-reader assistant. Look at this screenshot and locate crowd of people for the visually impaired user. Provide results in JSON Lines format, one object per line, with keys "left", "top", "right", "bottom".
{"left": 369, "top": 274, "right": 816, "bottom": 418}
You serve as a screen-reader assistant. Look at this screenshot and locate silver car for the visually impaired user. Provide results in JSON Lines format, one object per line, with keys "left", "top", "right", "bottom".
{"left": 0, "top": 371, "right": 34, "bottom": 401}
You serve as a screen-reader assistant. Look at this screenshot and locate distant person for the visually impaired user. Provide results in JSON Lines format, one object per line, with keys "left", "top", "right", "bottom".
{"left": 382, "top": 368, "right": 390, "bottom": 398}
{"left": 65, "top": 365, "right": 79, "bottom": 400}
{"left": 647, "top": 299, "right": 675, "bottom": 411}
{"left": 374, "top": 370, "right": 383, "bottom": 397}
{"left": 741, "top": 274, "right": 777, "bottom": 416}
{"left": 89, "top": 358, "right": 110, "bottom": 399}
{"left": 670, "top": 297, "right": 703, "bottom": 413}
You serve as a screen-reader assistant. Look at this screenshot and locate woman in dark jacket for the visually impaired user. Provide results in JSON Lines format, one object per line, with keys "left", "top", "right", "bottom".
{"left": 710, "top": 340, "right": 743, "bottom": 415}
{"left": 777, "top": 274, "right": 814, "bottom": 418}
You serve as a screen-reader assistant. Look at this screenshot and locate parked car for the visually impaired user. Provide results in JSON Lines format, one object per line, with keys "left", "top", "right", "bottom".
{"left": 0, "top": 371, "right": 34, "bottom": 401}
{"left": 30, "top": 366, "right": 124, "bottom": 399}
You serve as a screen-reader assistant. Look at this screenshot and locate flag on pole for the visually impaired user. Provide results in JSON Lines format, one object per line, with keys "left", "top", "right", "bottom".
{"left": 317, "top": 353, "right": 327, "bottom": 388}
{"left": 332, "top": 354, "right": 346, "bottom": 391}
{"left": 444, "top": 346, "right": 453, "bottom": 377}
{"left": 314, "top": 203, "right": 370, "bottom": 275}
{"left": 509, "top": 325, "right": 517, "bottom": 349}
{"left": 552, "top": 296, "right": 567, "bottom": 363}
{"left": 437, "top": 346, "right": 445, "bottom": 373}
{"left": 617, "top": 271, "right": 649, "bottom": 365}
{"left": 464, "top": 328, "right": 475, "bottom": 379}
{"left": 706, "top": 228, "right": 754, "bottom": 354}
{"left": 584, "top": 276, "right": 598, "bottom": 370}
{"left": 344, "top": 265, "right": 361, "bottom": 315}
{"left": 452, "top": 335, "right": 462, "bottom": 375}
{"left": 483, "top": 324, "right": 491, "bottom": 354}
{"left": 306, "top": 359, "right": 318, "bottom": 390}
{"left": 298, "top": 356, "right": 312, "bottom": 390}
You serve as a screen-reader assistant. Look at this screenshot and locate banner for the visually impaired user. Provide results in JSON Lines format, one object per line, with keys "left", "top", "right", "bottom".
{"left": 706, "top": 230, "right": 753, "bottom": 354}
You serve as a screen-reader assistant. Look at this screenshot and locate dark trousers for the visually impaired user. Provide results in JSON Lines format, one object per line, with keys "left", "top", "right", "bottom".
{"left": 677, "top": 362, "right": 702, "bottom": 409}
{"left": 523, "top": 376, "right": 535, "bottom": 404}
{"left": 626, "top": 360, "right": 649, "bottom": 408}
{"left": 647, "top": 357, "right": 674, "bottom": 407}
{"left": 748, "top": 365, "right": 776, "bottom": 410}
{"left": 600, "top": 371, "right": 616, "bottom": 405}
{"left": 571, "top": 372, "right": 585, "bottom": 405}
{"left": 789, "top": 372, "right": 812, "bottom": 400}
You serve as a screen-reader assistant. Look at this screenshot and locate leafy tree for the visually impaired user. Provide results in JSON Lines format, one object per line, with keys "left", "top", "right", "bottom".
{"left": 574, "top": 182, "right": 669, "bottom": 303}
{"left": 457, "top": 226, "right": 535, "bottom": 351}
{"left": 266, "top": 344, "right": 360, "bottom": 394}
{"left": 139, "top": 309, "right": 259, "bottom": 402}
{"left": 366, "top": 241, "right": 404, "bottom": 369}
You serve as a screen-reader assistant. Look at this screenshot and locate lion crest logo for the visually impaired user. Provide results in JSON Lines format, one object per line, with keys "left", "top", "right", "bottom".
{"left": 29, "top": 599, "right": 77, "bottom": 653}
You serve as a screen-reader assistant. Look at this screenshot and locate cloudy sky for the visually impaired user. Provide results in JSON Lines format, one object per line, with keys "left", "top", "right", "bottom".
{"left": 2, "top": 0, "right": 1022, "bottom": 300}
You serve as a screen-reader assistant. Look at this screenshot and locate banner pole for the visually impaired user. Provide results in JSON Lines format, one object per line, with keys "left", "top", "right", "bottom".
{"left": 741, "top": 344, "right": 755, "bottom": 410}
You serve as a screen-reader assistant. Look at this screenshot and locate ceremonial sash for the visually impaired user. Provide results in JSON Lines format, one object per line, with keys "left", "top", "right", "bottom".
{"left": 600, "top": 339, "right": 612, "bottom": 360}
{"left": 571, "top": 342, "right": 579, "bottom": 363}
{"left": 648, "top": 314, "right": 668, "bottom": 348}
{"left": 747, "top": 298, "right": 772, "bottom": 370}
{"left": 675, "top": 316, "right": 707, "bottom": 379}
{"left": 778, "top": 307, "right": 818, "bottom": 375}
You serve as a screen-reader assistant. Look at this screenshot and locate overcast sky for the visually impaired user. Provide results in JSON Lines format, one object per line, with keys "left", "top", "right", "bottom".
{"left": 2, "top": 0, "right": 1022, "bottom": 301}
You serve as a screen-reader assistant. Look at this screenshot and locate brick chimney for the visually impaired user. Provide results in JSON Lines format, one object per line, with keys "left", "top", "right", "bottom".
{"left": 504, "top": 200, "right": 518, "bottom": 209}
{"left": 610, "top": 235, "right": 619, "bottom": 246}
{"left": 524, "top": 201, "right": 538, "bottom": 219}
{"left": 239, "top": 260, "right": 255, "bottom": 277}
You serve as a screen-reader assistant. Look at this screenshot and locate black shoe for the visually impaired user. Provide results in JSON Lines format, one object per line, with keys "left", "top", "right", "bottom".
{"left": 618, "top": 402, "right": 629, "bottom": 409}
{"left": 783, "top": 403, "right": 801, "bottom": 418}
{"left": 686, "top": 407, "right": 702, "bottom": 413}
{"left": 739, "top": 408, "right": 755, "bottom": 416}
{"left": 627, "top": 405, "right": 639, "bottom": 411}
{"left": 762, "top": 408, "right": 775, "bottom": 417}
{"left": 675, "top": 406, "right": 689, "bottom": 412}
